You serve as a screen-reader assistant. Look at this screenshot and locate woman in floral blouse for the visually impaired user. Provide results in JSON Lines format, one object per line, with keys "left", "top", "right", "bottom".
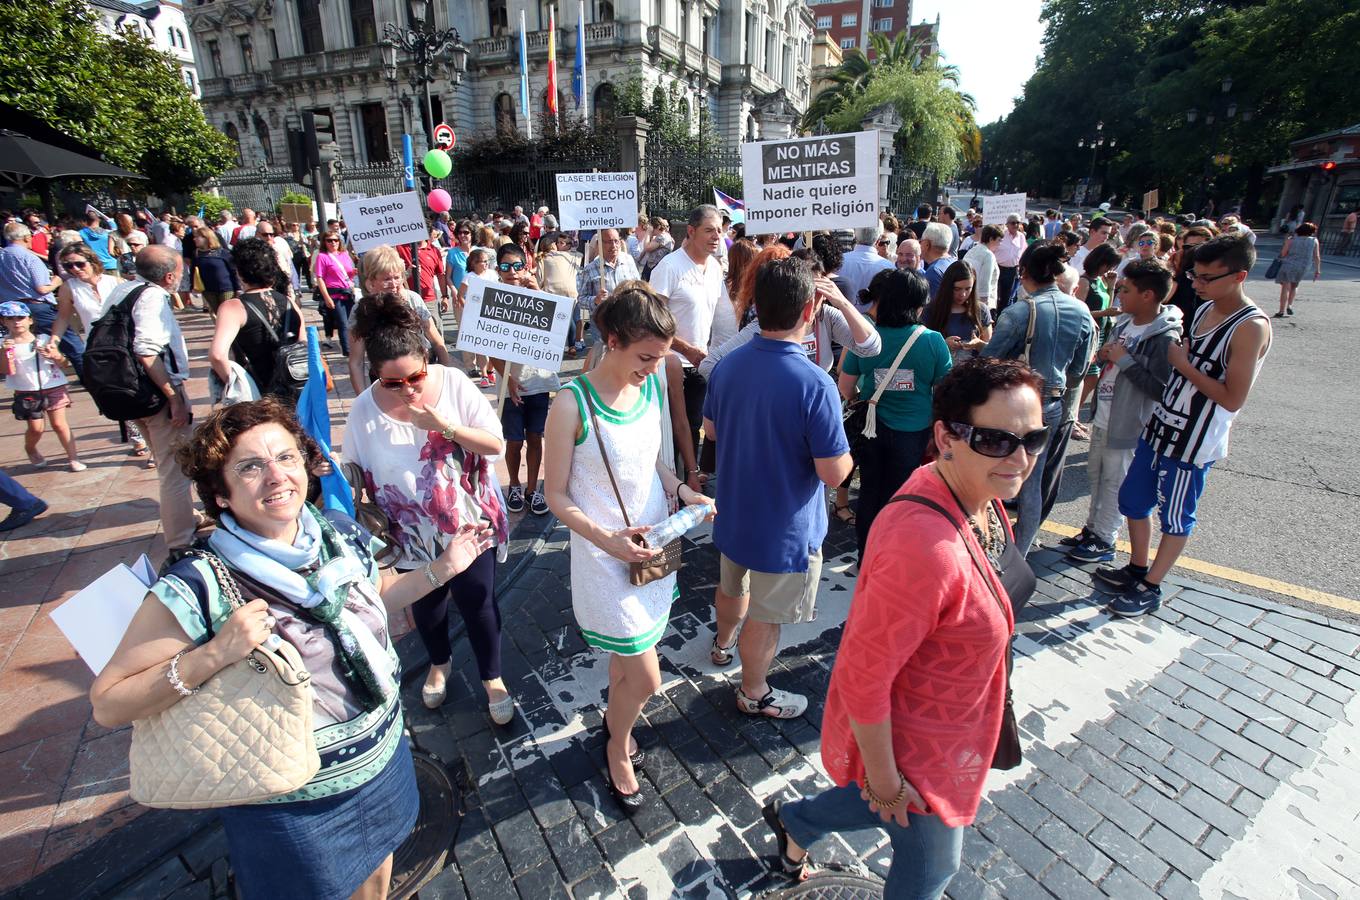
{"left": 341, "top": 293, "right": 514, "bottom": 724}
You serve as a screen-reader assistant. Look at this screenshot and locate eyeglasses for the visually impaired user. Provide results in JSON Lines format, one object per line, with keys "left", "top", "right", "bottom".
{"left": 377, "top": 366, "right": 428, "bottom": 390}
{"left": 949, "top": 422, "right": 1050, "bottom": 458}
{"left": 63, "top": 259, "right": 89, "bottom": 270}
{"left": 232, "top": 449, "right": 304, "bottom": 482}
{"left": 1191, "top": 269, "right": 1241, "bottom": 284}
{"left": 497, "top": 261, "right": 525, "bottom": 272}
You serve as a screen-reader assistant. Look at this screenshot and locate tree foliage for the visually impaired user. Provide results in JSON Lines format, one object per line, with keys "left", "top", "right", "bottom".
{"left": 984, "top": 0, "right": 1360, "bottom": 215}
{"left": 0, "top": 0, "right": 236, "bottom": 194}
{"left": 803, "top": 34, "right": 979, "bottom": 179}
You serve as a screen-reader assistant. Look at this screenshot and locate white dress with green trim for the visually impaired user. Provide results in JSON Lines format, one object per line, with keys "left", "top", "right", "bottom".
{"left": 563, "top": 373, "right": 676, "bottom": 655}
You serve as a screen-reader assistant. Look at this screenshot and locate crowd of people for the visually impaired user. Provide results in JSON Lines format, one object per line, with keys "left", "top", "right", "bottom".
{"left": 0, "top": 190, "right": 1278, "bottom": 899}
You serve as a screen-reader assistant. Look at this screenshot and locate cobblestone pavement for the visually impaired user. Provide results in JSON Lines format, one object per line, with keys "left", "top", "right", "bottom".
{"left": 16, "top": 506, "right": 1360, "bottom": 899}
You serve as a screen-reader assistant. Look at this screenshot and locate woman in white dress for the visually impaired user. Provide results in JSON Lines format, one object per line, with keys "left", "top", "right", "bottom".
{"left": 544, "top": 281, "right": 713, "bottom": 811}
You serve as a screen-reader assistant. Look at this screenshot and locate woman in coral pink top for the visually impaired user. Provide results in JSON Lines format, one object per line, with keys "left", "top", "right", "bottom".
{"left": 762, "top": 358, "right": 1044, "bottom": 897}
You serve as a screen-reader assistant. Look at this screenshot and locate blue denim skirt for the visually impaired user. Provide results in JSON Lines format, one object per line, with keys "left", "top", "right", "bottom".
{"left": 218, "top": 736, "right": 420, "bottom": 900}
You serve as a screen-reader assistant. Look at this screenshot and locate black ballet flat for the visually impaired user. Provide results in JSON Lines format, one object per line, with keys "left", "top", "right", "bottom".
{"left": 602, "top": 716, "right": 646, "bottom": 768}
{"left": 602, "top": 742, "right": 645, "bottom": 813}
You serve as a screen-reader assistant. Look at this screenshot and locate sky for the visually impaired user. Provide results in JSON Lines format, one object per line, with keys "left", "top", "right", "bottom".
{"left": 910, "top": 0, "right": 1047, "bottom": 126}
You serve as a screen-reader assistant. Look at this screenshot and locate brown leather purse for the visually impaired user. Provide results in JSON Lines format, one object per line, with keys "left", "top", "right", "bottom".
{"left": 580, "top": 379, "right": 682, "bottom": 587}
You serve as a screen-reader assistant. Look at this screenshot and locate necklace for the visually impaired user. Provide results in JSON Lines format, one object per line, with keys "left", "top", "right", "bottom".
{"left": 936, "top": 468, "right": 1006, "bottom": 575}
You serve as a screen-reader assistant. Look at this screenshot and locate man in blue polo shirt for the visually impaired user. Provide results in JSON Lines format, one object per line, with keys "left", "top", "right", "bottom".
{"left": 703, "top": 257, "right": 853, "bottom": 720}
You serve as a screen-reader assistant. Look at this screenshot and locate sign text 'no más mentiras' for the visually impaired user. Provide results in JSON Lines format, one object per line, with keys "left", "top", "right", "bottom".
{"left": 555, "top": 172, "right": 638, "bottom": 230}
{"left": 739, "top": 130, "right": 880, "bottom": 233}
{"left": 455, "top": 275, "right": 573, "bottom": 370}
{"left": 338, "top": 191, "right": 428, "bottom": 254}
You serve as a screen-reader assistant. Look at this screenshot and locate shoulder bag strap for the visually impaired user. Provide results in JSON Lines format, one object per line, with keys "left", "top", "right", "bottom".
{"left": 886, "top": 493, "right": 1007, "bottom": 611}
{"left": 862, "top": 325, "right": 926, "bottom": 440}
{"left": 1020, "top": 296, "right": 1037, "bottom": 364}
{"left": 31, "top": 340, "right": 44, "bottom": 392}
{"left": 241, "top": 291, "right": 281, "bottom": 344}
{"left": 579, "top": 378, "right": 632, "bottom": 528}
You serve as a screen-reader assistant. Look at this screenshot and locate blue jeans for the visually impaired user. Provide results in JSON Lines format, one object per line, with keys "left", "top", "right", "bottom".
{"left": 0, "top": 469, "right": 40, "bottom": 511}
{"left": 780, "top": 784, "right": 962, "bottom": 899}
{"left": 28, "top": 300, "right": 84, "bottom": 383}
{"left": 329, "top": 291, "right": 355, "bottom": 356}
{"left": 1014, "top": 396, "right": 1065, "bottom": 556}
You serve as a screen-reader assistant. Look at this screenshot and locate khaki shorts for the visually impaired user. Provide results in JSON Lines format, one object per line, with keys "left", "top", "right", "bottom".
{"left": 719, "top": 548, "right": 822, "bottom": 625}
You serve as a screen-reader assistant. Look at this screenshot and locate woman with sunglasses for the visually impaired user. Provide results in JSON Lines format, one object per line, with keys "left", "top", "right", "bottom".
{"left": 312, "top": 231, "right": 358, "bottom": 354}
{"left": 341, "top": 294, "right": 515, "bottom": 724}
{"left": 762, "top": 357, "right": 1042, "bottom": 897}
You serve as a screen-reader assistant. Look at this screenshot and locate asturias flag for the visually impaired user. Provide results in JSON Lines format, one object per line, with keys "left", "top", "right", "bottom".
{"left": 572, "top": 0, "right": 587, "bottom": 116}
{"left": 546, "top": 6, "right": 559, "bottom": 123}
{"left": 295, "top": 326, "right": 353, "bottom": 516}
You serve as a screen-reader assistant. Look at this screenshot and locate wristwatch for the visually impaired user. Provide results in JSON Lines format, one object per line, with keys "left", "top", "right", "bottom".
{"left": 441, "top": 424, "right": 458, "bottom": 441}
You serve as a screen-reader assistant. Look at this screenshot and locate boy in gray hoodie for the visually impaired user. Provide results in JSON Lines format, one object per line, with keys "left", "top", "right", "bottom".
{"left": 1064, "top": 260, "right": 1182, "bottom": 563}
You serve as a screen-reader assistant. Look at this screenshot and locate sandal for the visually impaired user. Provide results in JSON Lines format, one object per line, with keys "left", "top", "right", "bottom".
{"left": 833, "top": 501, "right": 856, "bottom": 525}
{"left": 761, "top": 799, "right": 811, "bottom": 880}
{"left": 131, "top": 442, "right": 150, "bottom": 457}
{"left": 710, "top": 634, "right": 737, "bottom": 667}
{"left": 736, "top": 686, "right": 808, "bottom": 719}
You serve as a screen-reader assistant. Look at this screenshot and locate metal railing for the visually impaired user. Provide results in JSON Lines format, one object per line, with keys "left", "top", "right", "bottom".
{"left": 642, "top": 142, "right": 741, "bottom": 221}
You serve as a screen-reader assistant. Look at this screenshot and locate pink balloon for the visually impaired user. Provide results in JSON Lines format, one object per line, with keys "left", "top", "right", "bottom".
{"left": 427, "top": 189, "right": 452, "bottom": 213}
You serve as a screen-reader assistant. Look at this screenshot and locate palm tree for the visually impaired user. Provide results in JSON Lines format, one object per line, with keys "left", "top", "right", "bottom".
{"left": 801, "top": 32, "right": 934, "bottom": 131}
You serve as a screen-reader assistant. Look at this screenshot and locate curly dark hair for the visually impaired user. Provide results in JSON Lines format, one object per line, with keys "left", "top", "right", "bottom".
{"left": 932, "top": 358, "right": 1045, "bottom": 427}
{"left": 176, "top": 397, "right": 325, "bottom": 521}
{"left": 810, "top": 232, "right": 844, "bottom": 275}
{"left": 231, "top": 237, "right": 282, "bottom": 289}
{"left": 350, "top": 291, "right": 425, "bottom": 363}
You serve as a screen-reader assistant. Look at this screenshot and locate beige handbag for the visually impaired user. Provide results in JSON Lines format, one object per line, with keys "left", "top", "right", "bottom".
{"left": 129, "top": 551, "right": 320, "bottom": 809}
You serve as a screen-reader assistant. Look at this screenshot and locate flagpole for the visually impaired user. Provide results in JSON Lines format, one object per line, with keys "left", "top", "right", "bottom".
{"left": 578, "top": 0, "right": 588, "bottom": 124}
{"left": 519, "top": 10, "right": 532, "bottom": 140}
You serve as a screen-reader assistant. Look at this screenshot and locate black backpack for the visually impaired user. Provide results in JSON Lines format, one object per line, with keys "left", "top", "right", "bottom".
{"left": 242, "top": 293, "right": 308, "bottom": 399}
{"left": 84, "top": 284, "right": 176, "bottom": 421}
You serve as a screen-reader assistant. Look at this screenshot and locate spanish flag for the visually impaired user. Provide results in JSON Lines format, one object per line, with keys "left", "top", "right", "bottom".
{"left": 546, "top": 5, "right": 559, "bottom": 124}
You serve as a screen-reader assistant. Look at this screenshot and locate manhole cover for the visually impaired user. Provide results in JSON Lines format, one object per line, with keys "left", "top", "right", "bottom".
{"left": 389, "top": 748, "right": 462, "bottom": 900}
{"left": 767, "top": 871, "right": 884, "bottom": 899}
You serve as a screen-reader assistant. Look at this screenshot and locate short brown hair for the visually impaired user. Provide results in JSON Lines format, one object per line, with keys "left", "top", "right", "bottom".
{"left": 176, "top": 398, "right": 324, "bottom": 520}
{"left": 932, "top": 358, "right": 1045, "bottom": 427}
{"left": 58, "top": 242, "right": 101, "bottom": 271}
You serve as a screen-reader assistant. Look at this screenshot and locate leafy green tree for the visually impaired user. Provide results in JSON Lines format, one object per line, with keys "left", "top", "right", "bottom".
{"left": 0, "top": 0, "right": 235, "bottom": 194}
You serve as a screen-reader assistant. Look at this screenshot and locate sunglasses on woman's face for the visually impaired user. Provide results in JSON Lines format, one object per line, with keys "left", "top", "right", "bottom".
{"left": 325, "top": 237, "right": 341, "bottom": 243}
{"left": 63, "top": 259, "right": 89, "bottom": 270}
{"left": 950, "top": 422, "right": 1050, "bottom": 458}
{"left": 377, "top": 366, "right": 428, "bottom": 390}
{"left": 497, "top": 261, "right": 525, "bottom": 272}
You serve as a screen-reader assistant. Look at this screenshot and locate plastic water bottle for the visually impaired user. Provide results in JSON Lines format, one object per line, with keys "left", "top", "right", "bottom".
{"left": 643, "top": 502, "right": 710, "bottom": 548}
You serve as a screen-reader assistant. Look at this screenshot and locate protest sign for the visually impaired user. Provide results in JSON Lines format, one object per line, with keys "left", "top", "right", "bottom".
{"left": 555, "top": 172, "right": 638, "bottom": 230}
{"left": 740, "top": 130, "right": 879, "bottom": 233}
{"left": 339, "top": 191, "right": 427, "bottom": 254}
{"left": 1143, "top": 189, "right": 1160, "bottom": 211}
{"left": 982, "top": 193, "right": 1028, "bottom": 226}
{"left": 51, "top": 554, "right": 156, "bottom": 675}
{"left": 456, "top": 275, "right": 573, "bottom": 370}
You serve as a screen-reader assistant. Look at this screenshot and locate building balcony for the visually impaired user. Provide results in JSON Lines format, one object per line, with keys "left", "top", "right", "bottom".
{"left": 271, "top": 45, "right": 384, "bottom": 83}
{"left": 646, "top": 24, "right": 680, "bottom": 61}
{"left": 722, "top": 62, "right": 782, "bottom": 96}
{"left": 198, "top": 71, "right": 270, "bottom": 99}
{"left": 473, "top": 20, "right": 623, "bottom": 68}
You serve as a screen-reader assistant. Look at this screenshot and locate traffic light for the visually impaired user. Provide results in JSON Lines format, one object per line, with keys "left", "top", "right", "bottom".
{"left": 287, "top": 128, "right": 310, "bottom": 186}
{"left": 302, "top": 109, "right": 337, "bottom": 170}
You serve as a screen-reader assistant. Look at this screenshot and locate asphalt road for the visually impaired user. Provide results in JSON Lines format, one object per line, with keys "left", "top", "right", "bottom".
{"left": 1046, "top": 236, "right": 1360, "bottom": 618}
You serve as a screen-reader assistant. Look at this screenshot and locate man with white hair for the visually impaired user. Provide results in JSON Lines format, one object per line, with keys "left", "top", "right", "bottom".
{"left": 215, "top": 209, "right": 237, "bottom": 248}
{"left": 838, "top": 223, "right": 893, "bottom": 310}
{"left": 919, "top": 221, "right": 957, "bottom": 298}
{"left": 995, "top": 213, "right": 1027, "bottom": 310}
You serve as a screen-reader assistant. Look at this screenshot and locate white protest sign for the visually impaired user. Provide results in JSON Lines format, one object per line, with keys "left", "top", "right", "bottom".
{"left": 50, "top": 555, "right": 157, "bottom": 675}
{"left": 555, "top": 172, "right": 638, "bottom": 230}
{"left": 740, "top": 130, "right": 879, "bottom": 233}
{"left": 456, "top": 274, "right": 573, "bottom": 370}
{"left": 339, "top": 191, "right": 427, "bottom": 254}
{"left": 982, "top": 193, "right": 1028, "bottom": 226}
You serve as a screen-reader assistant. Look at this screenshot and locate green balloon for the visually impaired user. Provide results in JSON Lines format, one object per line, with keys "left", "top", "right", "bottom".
{"left": 423, "top": 149, "right": 452, "bottom": 178}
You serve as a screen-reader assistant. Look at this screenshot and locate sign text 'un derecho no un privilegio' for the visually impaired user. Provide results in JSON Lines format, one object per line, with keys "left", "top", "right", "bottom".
{"left": 455, "top": 275, "right": 574, "bottom": 370}
{"left": 555, "top": 172, "right": 638, "bottom": 230}
{"left": 338, "top": 191, "right": 428, "bottom": 254}
{"left": 740, "top": 130, "right": 880, "bottom": 233}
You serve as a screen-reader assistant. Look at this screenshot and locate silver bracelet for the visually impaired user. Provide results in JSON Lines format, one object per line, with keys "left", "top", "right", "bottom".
{"left": 423, "top": 562, "right": 444, "bottom": 589}
{"left": 167, "top": 650, "right": 198, "bottom": 697}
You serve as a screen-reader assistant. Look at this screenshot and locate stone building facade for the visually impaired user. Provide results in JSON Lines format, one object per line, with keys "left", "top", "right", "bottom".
{"left": 185, "top": 0, "right": 815, "bottom": 170}
{"left": 90, "top": 0, "right": 202, "bottom": 97}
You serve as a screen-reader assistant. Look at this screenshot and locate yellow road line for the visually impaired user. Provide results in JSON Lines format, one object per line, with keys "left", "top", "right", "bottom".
{"left": 1040, "top": 521, "right": 1360, "bottom": 616}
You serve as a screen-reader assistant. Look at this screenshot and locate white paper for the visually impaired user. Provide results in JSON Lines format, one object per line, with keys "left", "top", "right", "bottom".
{"left": 555, "top": 172, "right": 638, "bottom": 230}
{"left": 740, "top": 130, "right": 880, "bottom": 233}
{"left": 455, "top": 274, "right": 573, "bottom": 371}
{"left": 338, "top": 191, "right": 427, "bottom": 254}
{"left": 982, "top": 193, "right": 1029, "bottom": 226}
{"left": 50, "top": 555, "right": 156, "bottom": 675}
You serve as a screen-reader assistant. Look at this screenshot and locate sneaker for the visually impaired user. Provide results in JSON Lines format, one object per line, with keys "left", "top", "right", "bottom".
{"left": 1066, "top": 536, "right": 1115, "bottom": 564}
{"left": 478, "top": 375, "right": 491, "bottom": 388}
{"left": 736, "top": 686, "right": 808, "bottom": 719}
{"left": 1058, "top": 527, "right": 1093, "bottom": 548}
{"left": 1093, "top": 563, "right": 1148, "bottom": 593}
{"left": 0, "top": 499, "right": 47, "bottom": 532}
{"left": 1287, "top": 308, "right": 1295, "bottom": 316}
{"left": 488, "top": 369, "right": 498, "bottom": 385}
{"left": 529, "top": 490, "right": 549, "bottom": 516}
{"left": 1109, "top": 579, "right": 1163, "bottom": 618}
{"left": 506, "top": 485, "right": 525, "bottom": 513}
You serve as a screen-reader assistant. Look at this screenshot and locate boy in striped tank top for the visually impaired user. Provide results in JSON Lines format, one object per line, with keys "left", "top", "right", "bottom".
{"left": 1096, "top": 235, "right": 1271, "bottom": 617}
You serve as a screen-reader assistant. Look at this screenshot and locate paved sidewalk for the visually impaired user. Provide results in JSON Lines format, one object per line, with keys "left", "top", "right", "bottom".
{"left": 15, "top": 507, "right": 1360, "bottom": 899}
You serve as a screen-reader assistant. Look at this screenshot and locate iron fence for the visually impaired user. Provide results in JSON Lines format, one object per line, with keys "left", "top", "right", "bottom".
{"left": 438, "top": 144, "right": 622, "bottom": 217}
{"left": 642, "top": 142, "right": 742, "bottom": 222}
{"left": 886, "top": 158, "right": 937, "bottom": 219}
{"left": 1318, "top": 225, "right": 1359, "bottom": 258}
{"left": 207, "top": 165, "right": 304, "bottom": 213}
{"left": 332, "top": 157, "right": 407, "bottom": 204}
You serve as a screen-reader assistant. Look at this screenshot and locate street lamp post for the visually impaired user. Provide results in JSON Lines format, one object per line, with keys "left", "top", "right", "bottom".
{"left": 1076, "top": 121, "right": 1115, "bottom": 207}
{"left": 1186, "top": 76, "right": 1252, "bottom": 216}
{"left": 381, "top": 0, "right": 469, "bottom": 151}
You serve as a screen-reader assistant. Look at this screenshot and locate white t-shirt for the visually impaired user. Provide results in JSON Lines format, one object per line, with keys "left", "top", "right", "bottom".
{"left": 707, "top": 281, "right": 739, "bottom": 352}
{"left": 1093, "top": 319, "right": 1151, "bottom": 430}
{"left": 5, "top": 338, "right": 66, "bottom": 392}
{"left": 647, "top": 248, "right": 722, "bottom": 367}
